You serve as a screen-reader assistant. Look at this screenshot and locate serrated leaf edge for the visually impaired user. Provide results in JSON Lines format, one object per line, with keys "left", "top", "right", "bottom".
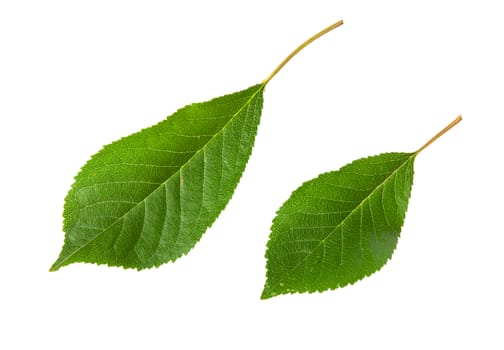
{"left": 261, "top": 152, "right": 416, "bottom": 299}
{"left": 51, "top": 84, "right": 265, "bottom": 271}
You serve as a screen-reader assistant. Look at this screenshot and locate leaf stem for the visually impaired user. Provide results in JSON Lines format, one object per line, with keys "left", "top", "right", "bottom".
{"left": 263, "top": 19, "right": 344, "bottom": 85}
{"left": 416, "top": 115, "right": 462, "bottom": 154}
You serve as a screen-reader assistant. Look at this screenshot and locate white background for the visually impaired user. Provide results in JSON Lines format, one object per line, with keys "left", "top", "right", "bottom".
{"left": 1, "top": 0, "right": 503, "bottom": 348}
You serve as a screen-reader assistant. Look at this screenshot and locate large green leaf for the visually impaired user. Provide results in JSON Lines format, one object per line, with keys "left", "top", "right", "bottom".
{"left": 51, "top": 20, "right": 344, "bottom": 271}
{"left": 51, "top": 84, "right": 264, "bottom": 271}
{"left": 262, "top": 152, "right": 416, "bottom": 298}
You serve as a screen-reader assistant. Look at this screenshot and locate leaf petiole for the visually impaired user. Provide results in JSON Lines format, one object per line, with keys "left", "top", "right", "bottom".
{"left": 416, "top": 115, "right": 462, "bottom": 154}
{"left": 263, "top": 20, "right": 344, "bottom": 85}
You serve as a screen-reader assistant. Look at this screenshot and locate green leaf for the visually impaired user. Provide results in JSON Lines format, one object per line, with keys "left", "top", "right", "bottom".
{"left": 51, "top": 84, "right": 264, "bottom": 271}
{"left": 262, "top": 116, "right": 462, "bottom": 299}
{"left": 51, "top": 20, "right": 345, "bottom": 271}
{"left": 262, "top": 153, "right": 415, "bottom": 298}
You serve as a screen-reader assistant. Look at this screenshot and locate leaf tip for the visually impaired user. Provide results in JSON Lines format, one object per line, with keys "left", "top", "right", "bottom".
{"left": 49, "top": 254, "right": 67, "bottom": 272}
{"left": 49, "top": 261, "right": 61, "bottom": 272}
{"left": 260, "top": 288, "right": 272, "bottom": 300}
{"left": 260, "top": 281, "right": 284, "bottom": 300}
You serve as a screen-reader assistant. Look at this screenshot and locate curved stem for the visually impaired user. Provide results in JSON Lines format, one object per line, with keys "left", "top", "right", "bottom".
{"left": 416, "top": 115, "right": 462, "bottom": 154}
{"left": 263, "top": 19, "right": 344, "bottom": 85}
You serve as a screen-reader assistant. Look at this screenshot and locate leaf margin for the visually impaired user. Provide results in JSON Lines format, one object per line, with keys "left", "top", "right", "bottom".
{"left": 261, "top": 152, "right": 417, "bottom": 299}
{"left": 51, "top": 83, "right": 266, "bottom": 271}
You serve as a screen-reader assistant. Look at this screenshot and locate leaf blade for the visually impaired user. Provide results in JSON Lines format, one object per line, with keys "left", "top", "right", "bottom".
{"left": 262, "top": 152, "right": 416, "bottom": 298}
{"left": 52, "top": 83, "right": 265, "bottom": 271}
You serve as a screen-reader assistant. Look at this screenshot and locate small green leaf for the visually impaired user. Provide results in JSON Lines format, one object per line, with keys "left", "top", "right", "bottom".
{"left": 51, "top": 84, "right": 264, "bottom": 271}
{"left": 262, "top": 116, "right": 462, "bottom": 299}
{"left": 262, "top": 153, "right": 415, "bottom": 298}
